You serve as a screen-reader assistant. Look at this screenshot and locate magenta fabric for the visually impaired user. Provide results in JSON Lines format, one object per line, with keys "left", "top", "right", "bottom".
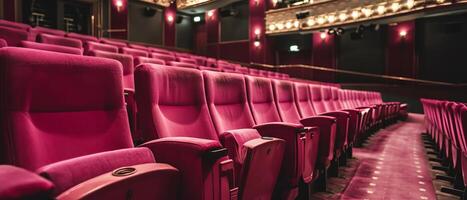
{"left": 0, "top": 19, "right": 31, "bottom": 30}
{"left": 0, "top": 165, "right": 54, "bottom": 200}
{"left": 168, "top": 61, "right": 199, "bottom": 69}
{"left": 293, "top": 83, "right": 318, "bottom": 118}
{"left": 245, "top": 76, "right": 282, "bottom": 124}
{"left": 88, "top": 50, "right": 135, "bottom": 89}
{"left": 272, "top": 80, "right": 302, "bottom": 124}
{"left": 151, "top": 52, "right": 176, "bottom": 63}
{"left": 203, "top": 71, "right": 256, "bottom": 133}
{"left": 128, "top": 43, "right": 148, "bottom": 51}
{"left": 66, "top": 32, "right": 99, "bottom": 43}
{"left": 0, "top": 39, "right": 7, "bottom": 48}
{"left": 134, "top": 56, "right": 165, "bottom": 67}
{"left": 121, "top": 47, "right": 149, "bottom": 58}
{"left": 38, "top": 33, "right": 83, "bottom": 49}
{"left": 84, "top": 41, "right": 119, "bottom": 55}
{"left": 149, "top": 47, "right": 173, "bottom": 55}
{"left": 134, "top": 64, "right": 218, "bottom": 141}
{"left": 21, "top": 41, "right": 83, "bottom": 55}
{"left": 0, "top": 26, "right": 29, "bottom": 47}
{"left": 30, "top": 26, "right": 66, "bottom": 36}
{"left": 178, "top": 57, "right": 197, "bottom": 65}
{"left": 0, "top": 47, "right": 133, "bottom": 171}
{"left": 100, "top": 38, "right": 128, "bottom": 48}
{"left": 310, "top": 84, "right": 327, "bottom": 114}
{"left": 37, "top": 148, "right": 155, "bottom": 195}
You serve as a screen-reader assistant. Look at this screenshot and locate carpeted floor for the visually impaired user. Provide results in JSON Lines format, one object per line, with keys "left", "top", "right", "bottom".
{"left": 311, "top": 114, "right": 444, "bottom": 200}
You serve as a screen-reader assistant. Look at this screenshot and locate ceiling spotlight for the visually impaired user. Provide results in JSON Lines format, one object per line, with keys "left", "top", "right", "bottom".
{"left": 406, "top": 0, "right": 415, "bottom": 9}
{"left": 362, "top": 8, "right": 373, "bottom": 17}
{"left": 351, "top": 10, "right": 360, "bottom": 19}
{"left": 294, "top": 20, "right": 300, "bottom": 28}
{"left": 336, "top": 27, "right": 345, "bottom": 35}
{"left": 317, "top": 17, "right": 325, "bottom": 24}
{"left": 391, "top": 3, "right": 400, "bottom": 12}
{"left": 339, "top": 13, "right": 348, "bottom": 21}
{"left": 269, "top": 24, "right": 276, "bottom": 31}
{"left": 328, "top": 28, "right": 335, "bottom": 35}
{"left": 285, "top": 21, "right": 292, "bottom": 29}
{"left": 377, "top": 5, "right": 386, "bottom": 15}
{"left": 307, "top": 18, "right": 315, "bottom": 26}
{"left": 277, "top": 23, "right": 284, "bottom": 30}
{"left": 327, "top": 15, "right": 336, "bottom": 23}
{"left": 436, "top": 0, "right": 445, "bottom": 3}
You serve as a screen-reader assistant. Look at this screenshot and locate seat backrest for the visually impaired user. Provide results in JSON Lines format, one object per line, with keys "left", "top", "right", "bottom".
{"left": 84, "top": 41, "right": 118, "bottom": 55}
{"left": 178, "top": 57, "right": 197, "bottom": 65}
{"left": 272, "top": 80, "right": 302, "bottom": 124}
{"left": 128, "top": 43, "right": 148, "bottom": 51}
{"left": 168, "top": 61, "right": 198, "bottom": 69}
{"left": 0, "top": 19, "right": 31, "bottom": 31}
{"left": 203, "top": 71, "right": 255, "bottom": 133}
{"left": 309, "top": 84, "right": 327, "bottom": 114}
{"left": 0, "top": 47, "right": 132, "bottom": 171}
{"left": 37, "top": 34, "right": 83, "bottom": 49}
{"left": 66, "top": 32, "right": 99, "bottom": 43}
{"left": 149, "top": 47, "right": 173, "bottom": 55}
{"left": 331, "top": 87, "right": 343, "bottom": 110}
{"left": 0, "top": 39, "right": 6, "bottom": 48}
{"left": 120, "top": 47, "right": 148, "bottom": 58}
{"left": 134, "top": 56, "right": 165, "bottom": 66}
{"left": 134, "top": 64, "right": 219, "bottom": 141}
{"left": 245, "top": 76, "right": 282, "bottom": 124}
{"left": 100, "top": 38, "right": 127, "bottom": 48}
{"left": 21, "top": 41, "right": 83, "bottom": 55}
{"left": 294, "top": 83, "right": 317, "bottom": 118}
{"left": 249, "top": 68, "right": 259, "bottom": 76}
{"left": 321, "top": 86, "right": 336, "bottom": 112}
{"left": 151, "top": 52, "right": 176, "bottom": 63}
{"left": 30, "top": 26, "right": 66, "bottom": 37}
{"left": 88, "top": 50, "right": 134, "bottom": 89}
{"left": 192, "top": 56, "right": 206, "bottom": 66}
{"left": 0, "top": 26, "right": 29, "bottom": 47}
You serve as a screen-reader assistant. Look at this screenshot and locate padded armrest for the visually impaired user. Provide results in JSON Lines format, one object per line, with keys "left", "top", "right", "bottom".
{"left": 219, "top": 129, "right": 262, "bottom": 165}
{"left": 140, "top": 137, "right": 233, "bottom": 200}
{"left": 300, "top": 115, "right": 336, "bottom": 127}
{"left": 341, "top": 109, "right": 363, "bottom": 117}
{"left": 56, "top": 163, "right": 180, "bottom": 200}
{"left": 300, "top": 116, "right": 337, "bottom": 168}
{"left": 37, "top": 148, "right": 155, "bottom": 195}
{"left": 321, "top": 110, "right": 350, "bottom": 119}
{"left": 0, "top": 165, "right": 54, "bottom": 200}
{"left": 253, "top": 122, "right": 304, "bottom": 135}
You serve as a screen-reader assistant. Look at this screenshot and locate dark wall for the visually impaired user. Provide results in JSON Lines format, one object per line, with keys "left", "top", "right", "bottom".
{"left": 176, "top": 14, "right": 193, "bottom": 49}
{"left": 220, "top": 1, "right": 249, "bottom": 42}
{"left": 337, "top": 26, "right": 386, "bottom": 82}
{"left": 418, "top": 13, "right": 467, "bottom": 83}
{"left": 273, "top": 33, "right": 312, "bottom": 65}
{"left": 128, "top": 1, "right": 163, "bottom": 45}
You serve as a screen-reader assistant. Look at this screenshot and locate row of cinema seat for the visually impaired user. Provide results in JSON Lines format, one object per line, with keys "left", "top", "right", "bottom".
{"left": 421, "top": 99, "right": 467, "bottom": 197}
{"left": 0, "top": 20, "right": 404, "bottom": 200}
{"left": 0, "top": 19, "right": 290, "bottom": 79}
{"left": 0, "top": 47, "right": 403, "bottom": 200}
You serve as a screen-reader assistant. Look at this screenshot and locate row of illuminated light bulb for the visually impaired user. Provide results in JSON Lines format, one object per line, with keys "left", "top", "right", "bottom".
{"left": 268, "top": 0, "right": 447, "bottom": 32}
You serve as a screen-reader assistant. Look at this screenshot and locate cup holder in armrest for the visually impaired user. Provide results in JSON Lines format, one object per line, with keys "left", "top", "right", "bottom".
{"left": 112, "top": 167, "right": 137, "bottom": 177}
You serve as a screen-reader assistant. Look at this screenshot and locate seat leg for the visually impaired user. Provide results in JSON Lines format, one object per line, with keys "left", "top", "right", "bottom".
{"left": 314, "top": 168, "right": 327, "bottom": 192}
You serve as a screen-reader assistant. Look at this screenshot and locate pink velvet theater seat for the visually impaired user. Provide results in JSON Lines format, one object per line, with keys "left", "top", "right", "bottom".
{"left": 21, "top": 41, "right": 83, "bottom": 55}
{"left": 128, "top": 43, "right": 149, "bottom": 51}
{"left": 100, "top": 38, "right": 128, "bottom": 48}
{"left": 0, "top": 26, "right": 29, "bottom": 47}
{"left": 0, "top": 47, "right": 179, "bottom": 200}
{"left": 177, "top": 57, "right": 198, "bottom": 65}
{"left": 84, "top": 41, "right": 119, "bottom": 55}
{"left": 151, "top": 52, "right": 176, "bottom": 63}
{"left": 245, "top": 75, "right": 316, "bottom": 199}
{"left": 203, "top": 70, "right": 285, "bottom": 200}
{"left": 167, "top": 60, "right": 199, "bottom": 69}
{"left": 65, "top": 32, "right": 99, "bottom": 43}
{"left": 121, "top": 47, "right": 149, "bottom": 58}
{"left": 135, "top": 64, "right": 239, "bottom": 200}
{"left": 0, "top": 19, "right": 31, "bottom": 31}
{"left": 0, "top": 39, "right": 7, "bottom": 48}
{"left": 38, "top": 33, "right": 83, "bottom": 49}
{"left": 134, "top": 56, "right": 165, "bottom": 67}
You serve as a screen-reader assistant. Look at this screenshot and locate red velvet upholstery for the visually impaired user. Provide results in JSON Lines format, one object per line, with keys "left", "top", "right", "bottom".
{"left": 66, "top": 32, "right": 99, "bottom": 43}
{"left": 245, "top": 75, "right": 313, "bottom": 199}
{"left": 0, "top": 19, "right": 31, "bottom": 31}
{"left": 0, "top": 26, "right": 29, "bottom": 47}
{"left": 21, "top": 41, "right": 83, "bottom": 55}
{"left": 149, "top": 47, "right": 173, "bottom": 55}
{"left": 0, "top": 47, "right": 133, "bottom": 170}
{"left": 128, "top": 43, "right": 148, "bottom": 51}
{"left": 37, "top": 148, "right": 155, "bottom": 195}
{"left": 100, "top": 38, "right": 127, "bottom": 48}
{"left": 0, "top": 165, "right": 54, "bottom": 200}
{"left": 87, "top": 50, "right": 134, "bottom": 90}
{"left": 134, "top": 56, "right": 165, "bottom": 66}
{"left": 84, "top": 41, "right": 119, "bottom": 55}
{"left": 31, "top": 26, "right": 66, "bottom": 36}
{"left": 0, "top": 39, "right": 7, "bottom": 48}
{"left": 151, "top": 52, "right": 176, "bottom": 63}
{"left": 121, "top": 47, "right": 149, "bottom": 58}
{"left": 37, "top": 34, "right": 82, "bottom": 49}
{"left": 168, "top": 61, "right": 199, "bottom": 69}
{"left": 178, "top": 57, "right": 197, "bottom": 65}
{"left": 135, "top": 64, "right": 237, "bottom": 200}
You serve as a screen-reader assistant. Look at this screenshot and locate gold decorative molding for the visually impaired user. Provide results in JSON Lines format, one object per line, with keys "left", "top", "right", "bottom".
{"left": 139, "top": 0, "right": 171, "bottom": 7}
{"left": 176, "top": 0, "right": 214, "bottom": 9}
{"left": 265, "top": 0, "right": 467, "bottom": 34}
